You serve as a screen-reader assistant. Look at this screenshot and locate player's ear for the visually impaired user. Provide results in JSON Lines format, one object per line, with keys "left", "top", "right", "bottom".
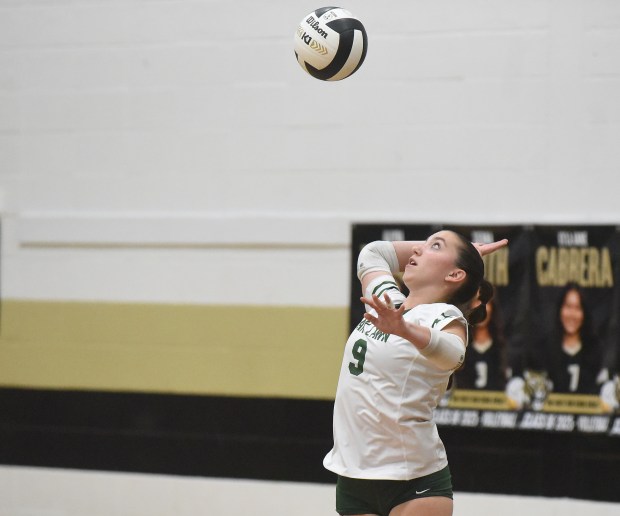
{"left": 446, "top": 269, "right": 466, "bottom": 283}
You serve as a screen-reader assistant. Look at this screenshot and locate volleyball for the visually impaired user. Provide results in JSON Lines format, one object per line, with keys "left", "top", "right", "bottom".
{"left": 294, "top": 7, "right": 368, "bottom": 81}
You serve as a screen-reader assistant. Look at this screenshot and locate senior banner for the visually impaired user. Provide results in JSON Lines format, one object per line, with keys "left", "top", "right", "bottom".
{"left": 350, "top": 224, "right": 620, "bottom": 436}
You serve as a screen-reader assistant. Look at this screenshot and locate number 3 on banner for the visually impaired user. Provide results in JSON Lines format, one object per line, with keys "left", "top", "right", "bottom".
{"left": 348, "top": 339, "right": 367, "bottom": 376}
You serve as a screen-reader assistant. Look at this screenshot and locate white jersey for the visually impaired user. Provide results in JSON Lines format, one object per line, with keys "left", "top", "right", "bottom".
{"left": 323, "top": 276, "right": 467, "bottom": 480}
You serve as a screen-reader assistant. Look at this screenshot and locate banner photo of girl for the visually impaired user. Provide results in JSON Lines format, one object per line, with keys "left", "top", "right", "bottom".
{"left": 350, "top": 224, "right": 620, "bottom": 435}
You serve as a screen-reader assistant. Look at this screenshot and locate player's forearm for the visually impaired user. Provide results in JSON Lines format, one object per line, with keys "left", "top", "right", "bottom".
{"left": 394, "top": 320, "right": 432, "bottom": 351}
{"left": 397, "top": 322, "right": 466, "bottom": 372}
{"left": 420, "top": 329, "right": 466, "bottom": 371}
{"left": 357, "top": 241, "right": 400, "bottom": 279}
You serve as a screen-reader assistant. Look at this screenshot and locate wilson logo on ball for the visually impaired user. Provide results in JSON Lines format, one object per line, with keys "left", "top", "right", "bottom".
{"left": 306, "top": 16, "right": 329, "bottom": 38}
{"left": 294, "top": 6, "right": 368, "bottom": 81}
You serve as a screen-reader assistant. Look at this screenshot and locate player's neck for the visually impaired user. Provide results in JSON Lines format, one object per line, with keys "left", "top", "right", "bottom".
{"left": 403, "top": 285, "right": 449, "bottom": 309}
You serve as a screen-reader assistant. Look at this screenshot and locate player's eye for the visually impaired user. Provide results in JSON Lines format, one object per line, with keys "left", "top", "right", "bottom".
{"left": 431, "top": 242, "right": 441, "bottom": 249}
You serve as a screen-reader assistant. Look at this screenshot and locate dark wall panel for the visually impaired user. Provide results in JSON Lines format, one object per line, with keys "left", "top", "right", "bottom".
{"left": 1, "top": 388, "right": 618, "bottom": 502}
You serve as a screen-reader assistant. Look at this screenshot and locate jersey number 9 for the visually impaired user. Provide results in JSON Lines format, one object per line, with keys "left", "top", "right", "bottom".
{"left": 349, "top": 339, "right": 368, "bottom": 376}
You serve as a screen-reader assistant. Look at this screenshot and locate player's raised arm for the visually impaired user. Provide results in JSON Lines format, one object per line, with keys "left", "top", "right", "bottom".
{"left": 356, "top": 241, "right": 399, "bottom": 290}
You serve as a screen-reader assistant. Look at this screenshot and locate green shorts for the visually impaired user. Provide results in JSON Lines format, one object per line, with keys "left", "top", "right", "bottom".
{"left": 336, "top": 465, "right": 453, "bottom": 516}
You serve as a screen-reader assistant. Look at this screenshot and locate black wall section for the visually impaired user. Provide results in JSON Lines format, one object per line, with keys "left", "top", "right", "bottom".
{"left": 0, "top": 388, "right": 336, "bottom": 484}
{"left": 1, "top": 388, "right": 619, "bottom": 502}
{"left": 441, "top": 426, "right": 620, "bottom": 501}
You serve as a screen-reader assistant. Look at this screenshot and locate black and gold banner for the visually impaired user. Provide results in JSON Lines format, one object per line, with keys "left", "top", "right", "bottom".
{"left": 351, "top": 224, "right": 620, "bottom": 434}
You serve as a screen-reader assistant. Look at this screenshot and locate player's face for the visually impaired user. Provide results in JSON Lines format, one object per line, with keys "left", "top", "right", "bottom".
{"left": 402, "top": 231, "right": 462, "bottom": 287}
{"left": 560, "top": 289, "right": 584, "bottom": 337}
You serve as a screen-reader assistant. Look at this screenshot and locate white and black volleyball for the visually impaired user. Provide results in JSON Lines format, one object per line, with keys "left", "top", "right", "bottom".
{"left": 294, "top": 6, "right": 368, "bottom": 81}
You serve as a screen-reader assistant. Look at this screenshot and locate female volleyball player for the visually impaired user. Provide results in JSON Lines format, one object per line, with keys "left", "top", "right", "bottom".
{"left": 323, "top": 230, "right": 508, "bottom": 516}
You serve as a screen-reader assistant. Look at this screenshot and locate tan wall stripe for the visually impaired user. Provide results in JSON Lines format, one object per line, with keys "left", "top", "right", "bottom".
{"left": 0, "top": 300, "right": 349, "bottom": 399}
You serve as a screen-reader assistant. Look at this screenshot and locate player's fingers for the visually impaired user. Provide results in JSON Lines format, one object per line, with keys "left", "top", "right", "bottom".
{"left": 477, "top": 239, "right": 508, "bottom": 256}
{"left": 361, "top": 296, "right": 384, "bottom": 312}
{"left": 363, "top": 312, "right": 377, "bottom": 324}
{"left": 373, "top": 294, "right": 392, "bottom": 312}
{"left": 360, "top": 296, "right": 375, "bottom": 307}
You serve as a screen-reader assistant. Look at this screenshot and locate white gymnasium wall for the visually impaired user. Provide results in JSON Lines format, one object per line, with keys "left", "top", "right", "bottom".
{"left": 1, "top": 0, "right": 619, "bottom": 306}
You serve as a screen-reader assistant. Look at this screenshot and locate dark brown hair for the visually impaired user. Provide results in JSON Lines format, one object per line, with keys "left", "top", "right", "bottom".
{"left": 446, "top": 231, "right": 494, "bottom": 325}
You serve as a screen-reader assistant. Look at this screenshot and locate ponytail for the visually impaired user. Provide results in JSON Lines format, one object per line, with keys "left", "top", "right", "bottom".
{"left": 466, "top": 279, "right": 494, "bottom": 325}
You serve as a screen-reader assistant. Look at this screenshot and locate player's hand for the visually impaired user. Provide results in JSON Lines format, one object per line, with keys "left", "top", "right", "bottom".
{"left": 360, "top": 293, "right": 406, "bottom": 335}
{"left": 473, "top": 239, "right": 509, "bottom": 257}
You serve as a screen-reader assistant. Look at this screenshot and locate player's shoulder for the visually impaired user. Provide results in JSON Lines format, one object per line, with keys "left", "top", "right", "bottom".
{"left": 409, "top": 303, "right": 465, "bottom": 328}
{"left": 412, "top": 302, "right": 463, "bottom": 318}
